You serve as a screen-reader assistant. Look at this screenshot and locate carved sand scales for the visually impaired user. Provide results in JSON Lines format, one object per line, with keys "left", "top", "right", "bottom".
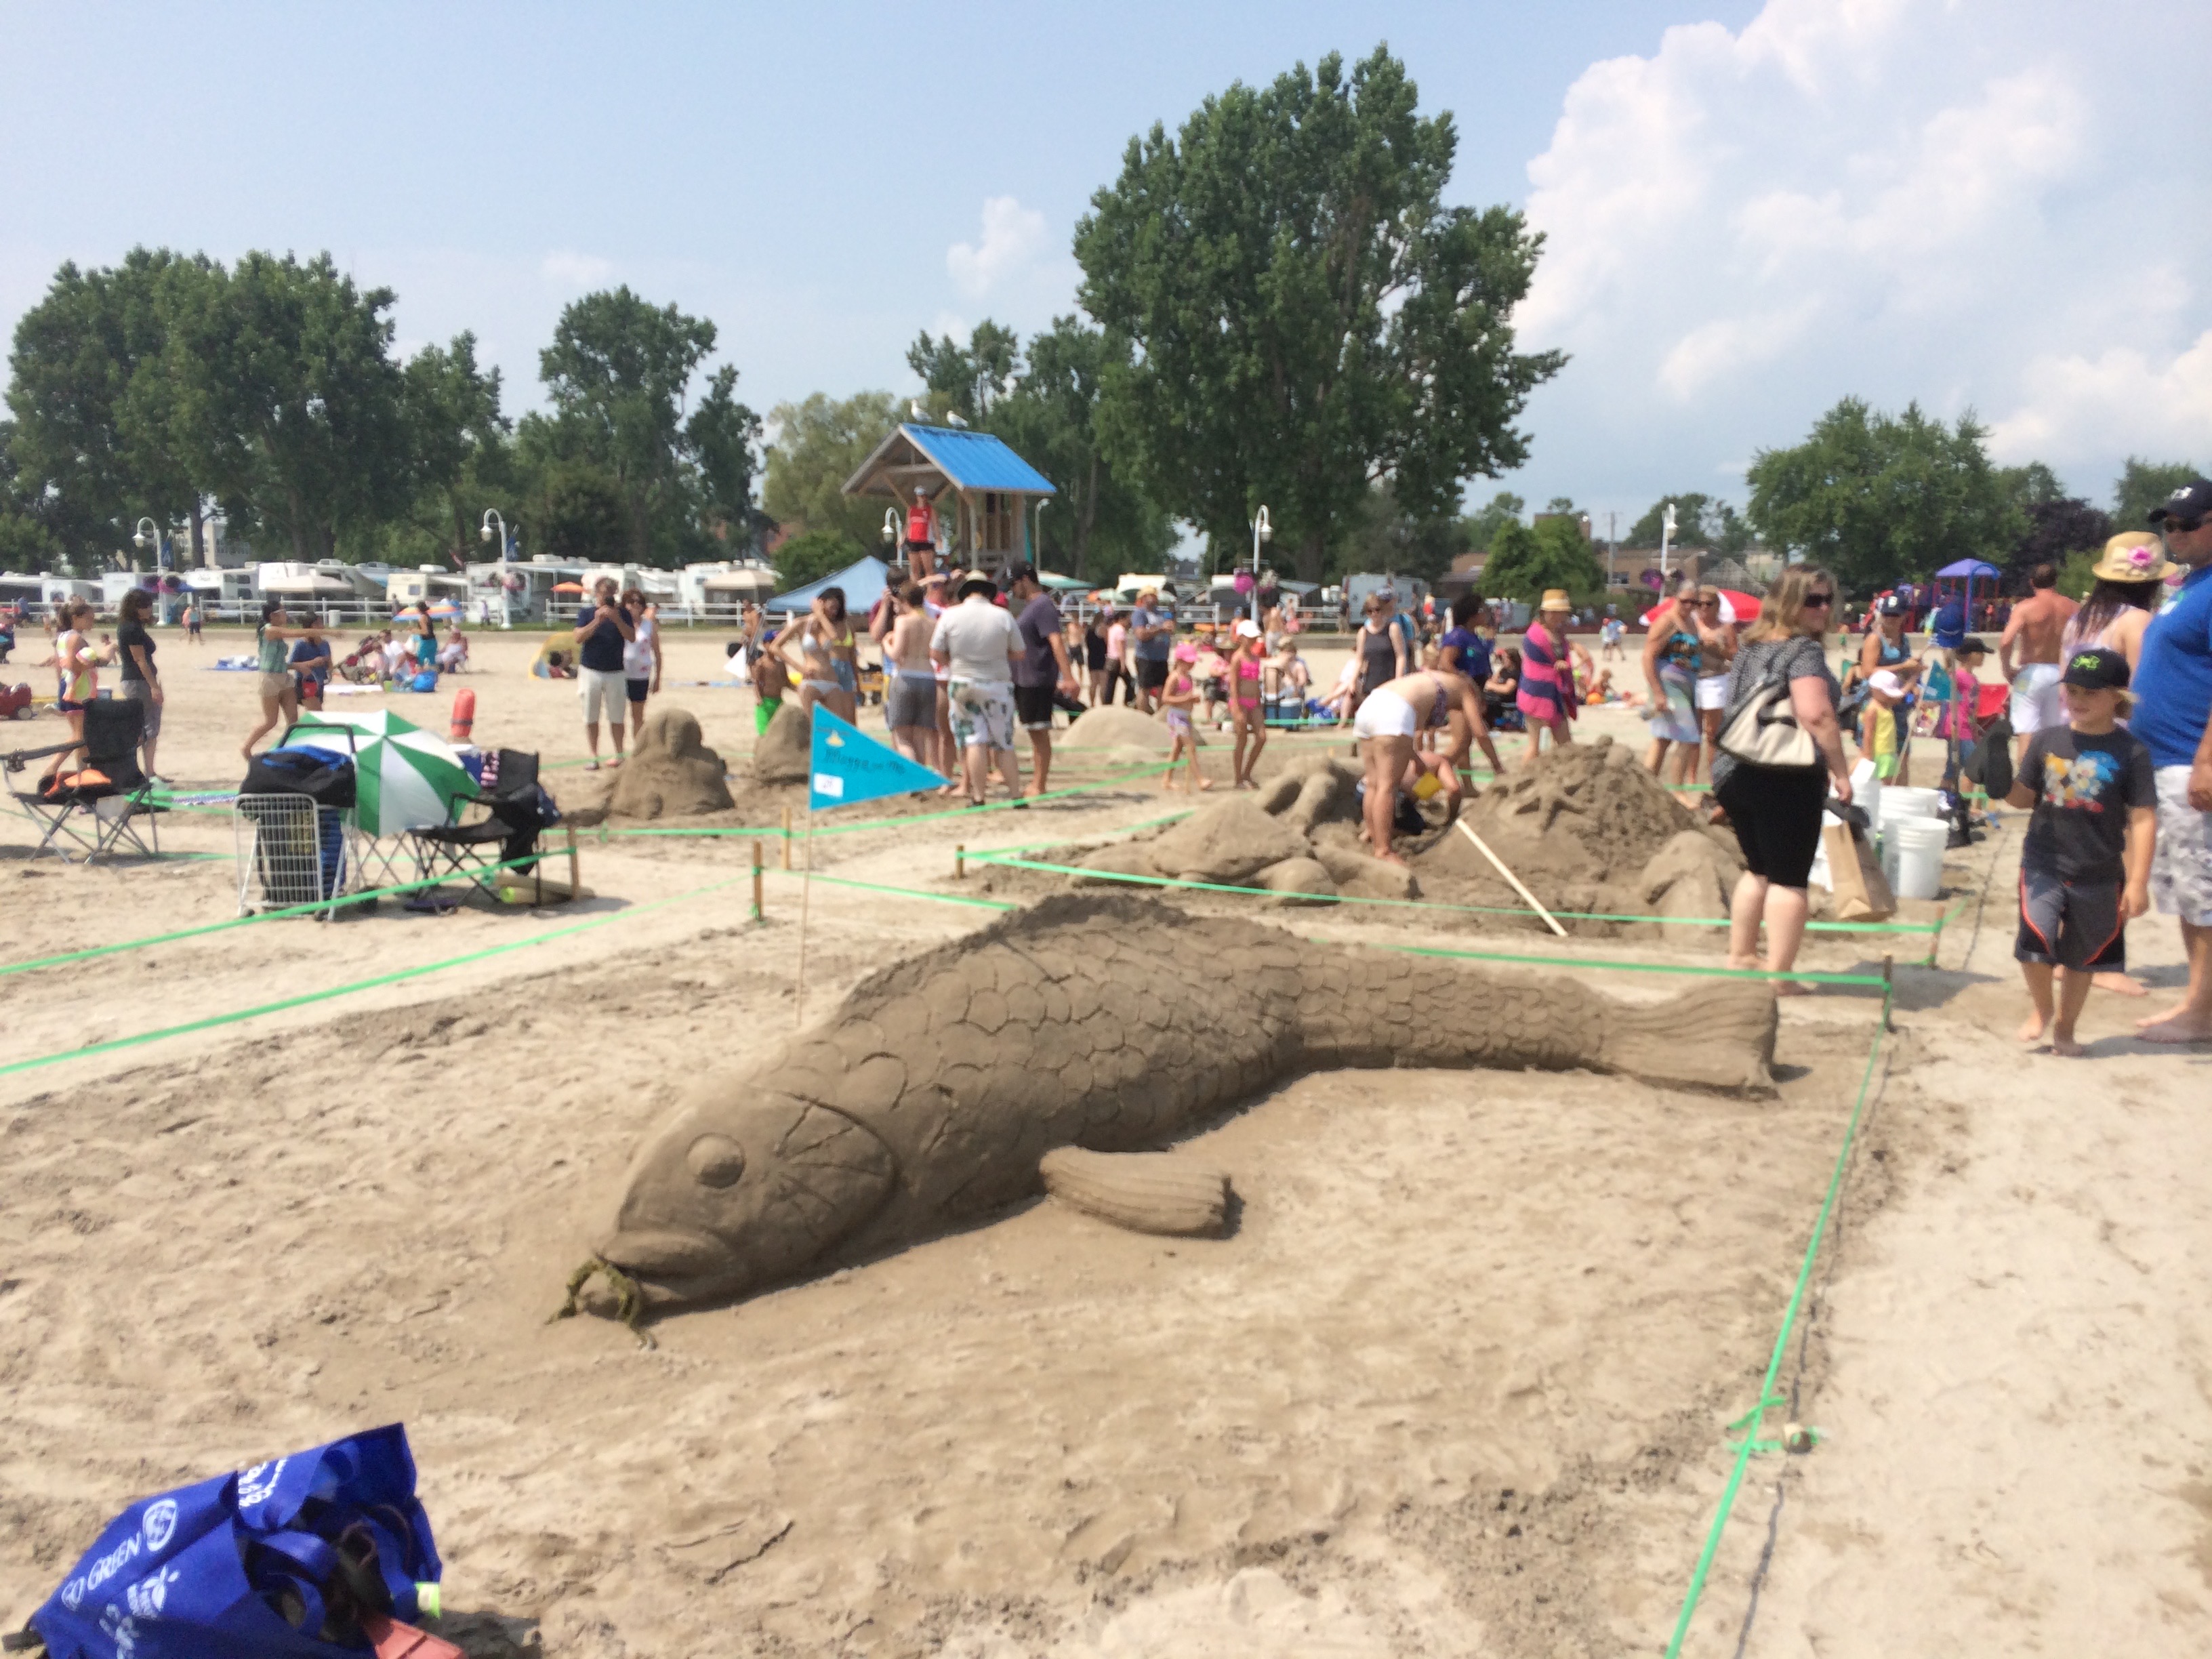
{"left": 556, "top": 895, "right": 1777, "bottom": 1340}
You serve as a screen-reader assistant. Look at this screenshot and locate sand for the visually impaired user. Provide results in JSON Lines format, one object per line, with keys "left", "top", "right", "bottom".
{"left": 4, "top": 627, "right": 2211, "bottom": 1656}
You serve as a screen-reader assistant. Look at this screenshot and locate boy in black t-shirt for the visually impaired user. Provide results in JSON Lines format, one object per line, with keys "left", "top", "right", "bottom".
{"left": 2005, "top": 647, "right": 2157, "bottom": 1055}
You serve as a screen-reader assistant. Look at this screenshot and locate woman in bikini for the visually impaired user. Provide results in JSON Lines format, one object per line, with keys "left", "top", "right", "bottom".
{"left": 771, "top": 588, "right": 859, "bottom": 723}
{"left": 1519, "top": 590, "right": 1591, "bottom": 768}
{"left": 1351, "top": 663, "right": 1488, "bottom": 864}
{"left": 1225, "top": 617, "right": 1269, "bottom": 788}
{"left": 884, "top": 581, "right": 941, "bottom": 773}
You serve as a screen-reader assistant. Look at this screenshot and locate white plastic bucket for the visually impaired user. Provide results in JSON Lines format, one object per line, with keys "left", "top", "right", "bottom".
{"left": 1848, "top": 760, "right": 1881, "bottom": 832}
{"left": 1885, "top": 816, "right": 1947, "bottom": 901}
{"left": 1879, "top": 785, "right": 1942, "bottom": 827}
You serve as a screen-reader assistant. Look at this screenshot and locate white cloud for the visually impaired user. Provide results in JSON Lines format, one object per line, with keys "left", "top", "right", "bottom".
{"left": 946, "top": 196, "right": 1048, "bottom": 300}
{"left": 1507, "top": 0, "right": 2212, "bottom": 512}
{"left": 539, "top": 250, "right": 613, "bottom": 289}
{"left": 1988, "top": 330, "right": 2212, "bottom": 464}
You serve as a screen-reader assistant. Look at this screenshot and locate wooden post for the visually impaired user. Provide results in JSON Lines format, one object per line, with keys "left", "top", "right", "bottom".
{"left": 565, "top": 823, "right": 579, "bottom": 904}
{"left": 794, "top": 810, "right": 813, "bottom": 1026}
{"left": 1881, "top": 952, "right": 1894, "bottom": 1029}
{"left": 955, "top": 843, "right": 966, "bottom": 880}
{"left": 750, "top": 839, "right": 764, "bottom": 922}
{"left": 781, "top": 803, "right": 792, "bottom": 870}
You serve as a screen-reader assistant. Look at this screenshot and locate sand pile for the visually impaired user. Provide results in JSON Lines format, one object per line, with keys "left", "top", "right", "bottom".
{"left": 1060, "top": 754, "right": 1416, "bottom": 903}
{"left": 607, "top": 706, "right": 735, "bottom": 819}
{"left": 1059, "top": 704, "right": 1172, "bottom": 756}
{"left": 752, "top": 703, "right": 811, "bottom": 783}
{"left": 1416, "top": 737, "right": 1743, "bottom": 930}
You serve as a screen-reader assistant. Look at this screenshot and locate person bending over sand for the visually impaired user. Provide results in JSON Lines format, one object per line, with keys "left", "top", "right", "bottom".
{"left": 1352, "top": 667, "right": 1487, "bottom": 864}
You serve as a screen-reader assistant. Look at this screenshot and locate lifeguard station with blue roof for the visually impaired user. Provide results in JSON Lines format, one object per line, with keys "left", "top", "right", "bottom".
{"left": 840, "top": 424, "right": 1055, "bottom": 576}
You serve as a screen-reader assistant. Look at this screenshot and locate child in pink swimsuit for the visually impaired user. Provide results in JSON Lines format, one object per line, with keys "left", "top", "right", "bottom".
{"left": 1227, "top": 619, "right": 1269, "bottom": 788}
{"left": 1161, "top": 663, "right": 1210, "bottom": 792}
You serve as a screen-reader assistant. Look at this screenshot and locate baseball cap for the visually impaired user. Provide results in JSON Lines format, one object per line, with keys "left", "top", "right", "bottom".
{"left": 2060, "top": 646, "right": 2129, "bottom": 691}
{"left": 1876, "top": 594, "right": 1907, "bottom": 616}
{"left": 1869, "top": 668, "right": 1904, "bottom": 699}
{"left": 2147, "top": 478, "right": 2212, "bottom": 527}
{"left": 1232, "top": 617, "right": 1260, "bottom": 638}
{"left": 1004, "top": 561, "right": 1040, "bottom": 586}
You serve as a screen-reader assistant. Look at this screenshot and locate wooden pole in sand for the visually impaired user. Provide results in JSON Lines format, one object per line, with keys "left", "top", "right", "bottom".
{"left": 781, "top": 803, "right": 792, "bottom": 869}
{"left": 1454, "top": 818, "right": 1568, "bottom": 939}
{"left": 794, "top": 808, "right": 813, "bottom": 1025}
{"left": 750, "top": 839, "right": 764, "bottom": 922}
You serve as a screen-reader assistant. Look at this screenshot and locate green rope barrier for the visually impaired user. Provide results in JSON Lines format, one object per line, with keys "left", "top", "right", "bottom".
{"left": 962, "top": 850, "right": 1942, "bottom": 937}
{"left": 1, "top": 873, "right": 745, "bottom": 1078}
{"left": 775, "top": 868, "right": 1017, "bottom": 912}
{"left": 0, "top": 849, "right": 556, "bottom": 980}
{"left": 1662, "top": 987, "right": 1893, "bottom": 1654}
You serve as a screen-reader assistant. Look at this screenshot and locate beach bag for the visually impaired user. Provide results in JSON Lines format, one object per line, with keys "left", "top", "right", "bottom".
{"left": 1822, "top": 819, "right": 1895, "bottom": 922}
{"left": 19, "top": 1425, "right": 443, "bottom": 1659}
{"left": 1719, "top": 655, "right": 1817, "bottom": 770}
{"left": 1963, "top": 714, "right": 2013, "bottom": 800}
{"left": 242, "top": 748, "right": 357, "bottom": 811}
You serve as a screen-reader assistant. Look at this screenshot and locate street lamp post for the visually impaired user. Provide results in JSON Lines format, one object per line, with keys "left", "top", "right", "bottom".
{"left": 479, "top": 510, "right": 511, "bottom": 629}
{"left": 1659, "top": 501, "right": 1677, "bottom": 585}
{"left": 1249, "top": 506, "right": 1272, "bottom": 624}
{"left": 1035, "top": 499, "right": 1049, "bottom": 575}
{"left": 131, "top": 518, "right": 163, "bottom": 619}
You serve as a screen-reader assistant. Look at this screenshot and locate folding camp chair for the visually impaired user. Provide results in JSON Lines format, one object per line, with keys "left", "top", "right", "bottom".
{"left": 3, "top": 698, "right": 161, "bottom": 863}
{"left": 407, "top": 749, "right": 556, "bottom": 896}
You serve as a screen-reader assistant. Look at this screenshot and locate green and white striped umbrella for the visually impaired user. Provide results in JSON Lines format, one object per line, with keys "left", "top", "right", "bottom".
{"left": 285, "top": 711, "right": 474, "bottom": 836}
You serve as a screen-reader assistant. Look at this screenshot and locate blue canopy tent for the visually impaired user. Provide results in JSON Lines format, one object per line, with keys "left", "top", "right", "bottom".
{"left": 841, "top": 424, "right": 1056, "bottom": 577}
{"left": 762, "top": 555, "right": 893, "bottom": 617}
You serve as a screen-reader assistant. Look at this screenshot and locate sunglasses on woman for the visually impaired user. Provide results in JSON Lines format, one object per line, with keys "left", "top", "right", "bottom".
{"left": 1803, "top": 593, "right": 1833, "bottom": 607}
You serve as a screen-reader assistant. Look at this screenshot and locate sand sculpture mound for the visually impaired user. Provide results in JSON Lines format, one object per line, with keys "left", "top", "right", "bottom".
{"left": 1059, "top": 753, "right": 1415, "bottom": 903}
{"left": 573, "top": 893, "right": 1778, "bottom": 1324}
{"left": 1059, "top": 704, "right": 1172, "bottom": 753}
{"left": 607, "top": 706, "right": 735, "bottom": 819}
{"left": 1413, "top": 737, "right": 1743, "bottom": 928}
{"left": 752, "top": 703, "right": 812, "bottom": 784}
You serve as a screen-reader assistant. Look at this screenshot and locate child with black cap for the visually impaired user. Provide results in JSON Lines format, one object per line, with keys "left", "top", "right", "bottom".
{"left": 2005, "top": 645, "right": 2158, "bottom": 1054}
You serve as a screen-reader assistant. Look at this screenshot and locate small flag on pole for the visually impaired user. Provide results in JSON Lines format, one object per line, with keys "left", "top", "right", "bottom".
{"left": 808, "top": 708, "right": 946, "bottom": 812}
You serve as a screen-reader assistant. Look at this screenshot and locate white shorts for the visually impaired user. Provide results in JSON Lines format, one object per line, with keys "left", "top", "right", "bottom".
{"left": 1695, "top": 673, "right": 1730, "bottom": 711}
{"left": 947, "top": 678, "right": 1017, "bottom": 752}
{"left": 2151, "top": 765, "right": 2212, "bottom": 926}
{"left": 2009, "top": 662, "right": 2063, "bottom": 736}
{"left": 1353, "top": 687, "right": 1418, "bottom": 741}
{"left": 579, "top": 666, "right": 626, "bottom": 724}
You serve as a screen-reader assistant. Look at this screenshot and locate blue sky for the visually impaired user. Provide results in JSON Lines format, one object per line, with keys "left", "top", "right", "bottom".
{"left": 5, "top": 0, "right": 2208, "bottom": 539}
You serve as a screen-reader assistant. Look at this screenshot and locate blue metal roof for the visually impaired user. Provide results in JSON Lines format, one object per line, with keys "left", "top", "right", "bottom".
{"left": 901, "top": 425, "right": 1055, "bottom": 495}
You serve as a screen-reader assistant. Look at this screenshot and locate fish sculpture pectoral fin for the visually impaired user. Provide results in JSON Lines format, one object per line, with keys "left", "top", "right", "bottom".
{"left": 1599, "top": 978, "right": 1778, "bottom": 1093}
{"left": 1041, "top": 1147, "right": 1233, "bottom": 1237}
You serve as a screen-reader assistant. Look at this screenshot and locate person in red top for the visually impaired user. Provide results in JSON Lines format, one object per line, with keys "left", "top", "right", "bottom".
{"left": 904, "top": 487, "right": 937, "bottom": 578}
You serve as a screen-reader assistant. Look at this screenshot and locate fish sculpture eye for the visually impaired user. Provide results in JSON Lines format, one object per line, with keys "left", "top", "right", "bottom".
{"left": 685, "top": 1134, "right": 747, "bottom": 1188}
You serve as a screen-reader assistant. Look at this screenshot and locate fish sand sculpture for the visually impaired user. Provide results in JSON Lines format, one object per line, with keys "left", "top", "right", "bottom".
{"left": 560, "top": 895, "right": 1776, "bottom": 1336}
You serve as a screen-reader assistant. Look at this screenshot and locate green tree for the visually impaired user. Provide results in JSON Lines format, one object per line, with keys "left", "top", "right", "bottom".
{"left": 162, "top": 251, "right": 413, "bottom": 560}
{"left": 6, "top": 248, "right": 222, "bottom": 568}
{"left": 1624, "top": 493, "right": 1713, "bottom": 548}
{"left": 1076, "top": 43, "right": 1561, "bottom": 581}
{"left": 688, "top": 365, "right": 763, "bottom": 548}
{"left": 907, "top": 321, "right": 1021, "bottom": 424}
{"left": 0, "top": 421, "right": 64, "bottom": 570}
{"left": 761, "top": 390, "right": 902, "bottom": 548}
{"left": 2112, "top": 456, "right": 2202, "bottom": 531}
{"left": 516, "top": 445, "right": 629, "bottom": 564}
{"left": 398, "top": 331, "right": 511, "bottom": 566}
{"left": 1480, "top": 516, "right": 1605, "bottom": 605}
{"left": 1745, "top": 398, "right": 2022, "bottom": 595}
{"left": 1999, "top": 460, "right": 2064, "bottom": 510}
{"left": 770, "top": 527, "right": 864, "bottom": 591}
{"left": 985, "top": 317, "right": 1175, "bottom": 582}
{"left": 1462, "top": 490, "right": 1524, "bottom": 552}
{"left": 1331, "top": 481, "right": 1468, "bottom": 582}
{"left": 539, "top": 286, "right": 756, "bottom": 567}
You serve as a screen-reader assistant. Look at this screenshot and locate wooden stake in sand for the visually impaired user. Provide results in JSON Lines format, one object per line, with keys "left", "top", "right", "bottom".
{"left": 750, "top": 839, "right": 764, "bottom": 922}
{"left": 781, "top": 803, "right": 792, "bottom": 870}
{"left": 1454, "top": 818, "right": 1568, "bottom": 938}
{"left": 794, "top": 808, "right": 813, "bottom": 1025}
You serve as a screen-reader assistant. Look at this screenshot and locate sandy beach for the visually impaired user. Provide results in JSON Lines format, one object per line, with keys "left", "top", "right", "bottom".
{"left": 3, "top": 626, "right": 2208, "bottom": 1657}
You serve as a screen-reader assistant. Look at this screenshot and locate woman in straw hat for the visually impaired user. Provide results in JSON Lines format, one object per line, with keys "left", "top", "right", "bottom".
{"left": 1516, "top": 589, "right": 1591, "bottom": 766}
{"left": 2060, "top": 531, "right": 2178, "bottom": 672}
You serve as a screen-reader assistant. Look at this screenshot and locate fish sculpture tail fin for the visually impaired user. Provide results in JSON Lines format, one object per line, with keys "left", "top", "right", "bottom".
{"left": 1601, "top": 977, "right": 1778, "bottom": 1093}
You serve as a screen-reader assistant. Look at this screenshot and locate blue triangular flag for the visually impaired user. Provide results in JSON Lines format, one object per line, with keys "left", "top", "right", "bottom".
{"left": 808, "top": 706, "right": 946, "bottom": 812}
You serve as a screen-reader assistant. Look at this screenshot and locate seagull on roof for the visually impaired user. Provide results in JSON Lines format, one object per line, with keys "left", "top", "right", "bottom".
{"left": 909, "top": 400, "right": 930, "bottom": 420}
{"left": 944, "top": 410, "right": 968, "bottom": 428}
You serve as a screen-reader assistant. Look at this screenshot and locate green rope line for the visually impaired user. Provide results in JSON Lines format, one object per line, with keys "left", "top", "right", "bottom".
{"left": 1, "top": 874, "right": 745, "bottom": 1078}
{"left": 962, "top": 850, "right": 1942, "bottom": 937}
{"left": 0, "top": 849, "right": 556, "bottom": 979}
{"left": 1662, "top": 987, "right": 1893, "bottom": 1654}
{"left": 776, "top": 868, "right": 1017, "bottom": 912}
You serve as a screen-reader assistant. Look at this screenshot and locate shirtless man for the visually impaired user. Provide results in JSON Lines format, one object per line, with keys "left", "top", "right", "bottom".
{"left": 1999, "top": 562, "right": 2079, "bottom": 766}
{"left": 883, "top": 581, "right": 939, "bottom": 772}
{"left": 1349, "top": 665, "right": 1489, "bottom": 865}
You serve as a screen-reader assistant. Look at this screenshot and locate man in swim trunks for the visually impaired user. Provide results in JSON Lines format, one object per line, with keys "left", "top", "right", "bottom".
{"left": 930, "top": 572, "right": 1024, "bottom": 807}
{"left": 1351, "top": 665, "right": 1489, "bottom": 865}
{"left": 2001, "top": 561, "right": 2079, "bottom": 769}
{"left": 1009, "top": 563, "right": 1080, "bottom": 796}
